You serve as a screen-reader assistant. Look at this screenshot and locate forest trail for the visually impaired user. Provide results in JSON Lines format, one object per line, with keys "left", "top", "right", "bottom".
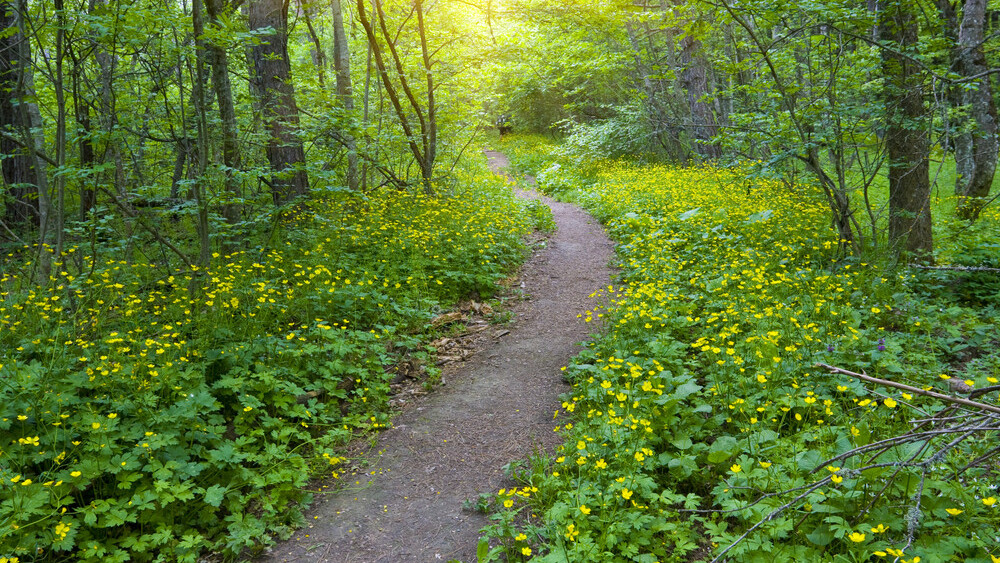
{"left": 260, "top": 151, "right": 614, "bottom": 562}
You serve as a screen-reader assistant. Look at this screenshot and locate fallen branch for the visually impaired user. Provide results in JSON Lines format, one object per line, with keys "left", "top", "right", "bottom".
{"left": 708, "top": 477, "right": 833, "bottom": 563}
{"left": 706, "top": 364, "right": 999, "bottom": 562}
{"left": 910, "top": 264, "right": 1000, "bottom": 273}
{"left": 815, "top": 363, "right": 1000, "bottom": 415}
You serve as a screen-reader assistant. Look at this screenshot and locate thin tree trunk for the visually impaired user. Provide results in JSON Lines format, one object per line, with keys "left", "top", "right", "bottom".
{"left": 192, "top": 0, "right": 213, "bottom": 266}
{"left": 205, "top": 0, "right": 242, "bottom": 225}
{"left": 53, "top": 0, "right": 67, "bottom": 263}
{"left": 356, "top": 0, "right": 433, "bottom": 190}
{"left": 72, "top": 57, "right": 97, "bottom": 220}
{"left": 332, "top": 0, "right": 360, "bottom": 190}
{"left": 17, "top": 0, "right": 51, "bottom": 280}
{"left": 937, "top": 0, "right": 959, "bottom": 155}
{"left": 247, "top": 0, "right": 310, "bottom": 206}
{"left": 89, "top": 0, "right": 124, "bottom": 198}
{"left": 625, "top": 18, "right": 685, "bottom": 161}
{"left": 954, "top": 0, "right": 997, "bottom": 220}
{"left": 415, "top": 0, "right": 436, "bottom": 184}
{"left": 300, "top": 0, "right": 327, "bottom": 89}
{"left": 362, "top": 0, "right": 374, "bottom": 191}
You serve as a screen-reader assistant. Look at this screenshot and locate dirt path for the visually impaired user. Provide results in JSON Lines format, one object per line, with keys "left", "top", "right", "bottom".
{"left": 260, "top": 151, "right": 614, "bottom": 563}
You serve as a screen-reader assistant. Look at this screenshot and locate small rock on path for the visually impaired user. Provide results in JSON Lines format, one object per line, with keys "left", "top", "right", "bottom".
{"left": 260, "top": 150, "right": 614, "bottom": 563}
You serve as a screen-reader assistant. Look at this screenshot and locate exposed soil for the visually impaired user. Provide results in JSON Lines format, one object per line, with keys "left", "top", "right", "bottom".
{"left": 259, "top": 150, "right": 614, "bottom": 563}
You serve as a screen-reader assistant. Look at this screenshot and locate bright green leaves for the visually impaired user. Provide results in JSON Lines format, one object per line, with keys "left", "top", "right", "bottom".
{"left": 0, "top": 165, "right": 536, "bottom": 560}
{"left": 485, "top": 139, "right": 1000, "bottom": 561}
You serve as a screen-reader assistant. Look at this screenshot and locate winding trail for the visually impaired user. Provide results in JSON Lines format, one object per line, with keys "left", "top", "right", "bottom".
{"left": 261, "top": 151, "right": 614, "bottom": 563}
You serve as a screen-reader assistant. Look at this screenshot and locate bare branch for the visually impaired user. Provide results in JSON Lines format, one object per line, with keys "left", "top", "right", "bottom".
{"left": 816, "top": 363, "right": 1000, "bottom": 415}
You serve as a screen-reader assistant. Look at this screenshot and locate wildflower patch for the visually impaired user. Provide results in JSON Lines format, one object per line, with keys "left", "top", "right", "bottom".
{"left": 0, "top": 168, "right": 541, "bottom": 561}
{"left": 482, "top": 136, "right": 1000, "bottom": 562}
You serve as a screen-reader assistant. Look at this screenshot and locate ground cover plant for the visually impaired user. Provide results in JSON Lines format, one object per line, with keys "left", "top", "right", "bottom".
{"left": 481, "top": 136, "right": 1000, "bottom": 562}
{"left": 0, "top": 167, "right": 542, "bottom": 562}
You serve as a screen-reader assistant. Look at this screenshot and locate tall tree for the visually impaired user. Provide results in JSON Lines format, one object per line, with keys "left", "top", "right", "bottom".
{"left": 357, "top": 0, "right": 437, "bottom": 191}
{"left": 191, "top": 0, "right": 214, "bottom": 266}
{"left": 0, "top": 0, "right": 41, "bottom": 228}
{"left": 953, "top": 0, "right": 997, "bottom": 220}
{"left": 880, "top": 0, "right": 933, "bottom": 257}
{"left": 247, "top": 0, "right": 309, "bottom": 205}
{"left": 204, "top": 0, "right": 242, "bottom": 224}
{"left": 678, "top": 24, "right": 720, "bottom": 159}
{"left": 299, "top": 0, "right": 328, "bottom": 90}
{"left": 332, "top": 0, "right": 360, "bottom": 190}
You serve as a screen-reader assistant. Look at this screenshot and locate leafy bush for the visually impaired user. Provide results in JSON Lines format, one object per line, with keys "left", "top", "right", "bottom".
{"left": 483, "top": 142, "right": 1000, "bottom": 562}
{"left": 560, "top": 100, "right": 656, "bottom": 160}
{"left": 0, "top": 168, "right": 536, "bottom": 562}
{"left": 494, "top": 135, "right": 561, "bottom": 177}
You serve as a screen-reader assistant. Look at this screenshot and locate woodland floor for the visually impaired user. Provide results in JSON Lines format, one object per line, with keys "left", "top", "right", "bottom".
{"left": 258, "top": 151, "right": 614, "bottom": 562}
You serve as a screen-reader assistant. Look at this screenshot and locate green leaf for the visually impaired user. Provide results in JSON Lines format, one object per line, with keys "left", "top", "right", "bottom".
{"left": 796, "top": 450, "right": 823, "bottom": 472}
{"left": 678, "top": 207, "right": 701, "bottom": 220}
{"left": 707, "top": 436, "right": 738, "bottom": 463}
{"left": 672, "top": 435, "right": 693, "bottom": 450}
{"left": 204, "top": 485, "right": 227, "bottom": 508}
{"left": 674, "top": 380, "right": 702, "bottom": 400}
{"left": 805, "top": 524, "right": 834, "bottom": 546}
{"left": 744, "top": 209, "right": 774, "bottom": 224}
{"left": 477, "top": 537, "right": 489, "bottom": 561}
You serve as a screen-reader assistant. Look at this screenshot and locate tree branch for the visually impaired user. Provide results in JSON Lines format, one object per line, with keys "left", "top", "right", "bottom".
{"left": 816, "top": 363, "right": 1000, "bottom": 415}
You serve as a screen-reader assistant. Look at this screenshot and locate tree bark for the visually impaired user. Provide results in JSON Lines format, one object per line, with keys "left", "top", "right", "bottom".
{"left": 192, "top": 0, "right": 213, "bottom": 266}
{"left": 880, "top": 0, "right": 933, "bottom": 258}
{"left": 679, "top": 33, "right": 720, "bottom": 159}
{"left": 205, "top": 0, "right": 243, "bottom": 224}
{"left": 954, "top": 0, "right": 997, "bottom": 220}
{"left": 332, "top": 0, "right": 360, "bottom": 190}
{"left": 247, "top": 0, "right": 310, "bottom": 206}
{"left": 72, "top": 61, "right": 97, "bottom": 220}
{"left": 0, "top": 0, "right": 40, "bottom": 229}
{"left": 415, "top": 0, "right": 436, "bottom": 181}
{"left": 90, "top": 0, "right": 124, "bottom": 198}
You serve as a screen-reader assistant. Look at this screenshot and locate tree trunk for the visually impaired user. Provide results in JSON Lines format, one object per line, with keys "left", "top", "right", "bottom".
{"left": 880, "top": 0, "right": 933, "bottom": 258}
{"left": 300, "top": 0, "right": 328, "bottom": 90}
{"left": 937, "top": 0, "right": 959, "bottom": 155}
{"left": 73, "top": 64, "right": 97, "bottom": 220}
{"left": 90, "top": 0, "right": 124, "bottom": 198}
{"left": 679, "top": 33, "right": 720, "bottom": 159}
{"left": 0, "top": 0, "right": 40, "bottom": 229}
{"left": 356, "top": 0, "right": 434, "bottom": 191}
{"left": 53, "top": 0, "right": 68, "bottom": 262}
{"left": 332, "top": 0, "right": 360, "bottom": 190}
{"left": 954, "top": 0, "right": 997, "bottom": 220}
{"left": 247, "top": 0, "right": 309, "bottom": 206}
{"left": 191, "top": 0, "right": 213, "bottom": 266}
{"left": 415, "top": 0, "right": 436, "bottom": 184}
{"left": 205, "top": 0, "right": 243, "bottom": 224}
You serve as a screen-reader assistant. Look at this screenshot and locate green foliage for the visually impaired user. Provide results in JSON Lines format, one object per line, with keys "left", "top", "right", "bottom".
{"left": 483, "top": 139, "right": 1000, "bottom": 562}
{"left": 494, "top": 135, "right": 562, "bottom": 177}
{"left": 560, "top": 98, "right": 656, "bottom": 160}
{"left": 482, "top": 0, "right": 634, "bottom": 135}
{"left": 0, "top": 168, "right": 537, "bottom": 561}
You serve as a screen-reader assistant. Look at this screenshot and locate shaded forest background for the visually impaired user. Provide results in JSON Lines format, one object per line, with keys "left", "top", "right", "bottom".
{"left": 3, "top": 0, "right": 999, "bottom": 263}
